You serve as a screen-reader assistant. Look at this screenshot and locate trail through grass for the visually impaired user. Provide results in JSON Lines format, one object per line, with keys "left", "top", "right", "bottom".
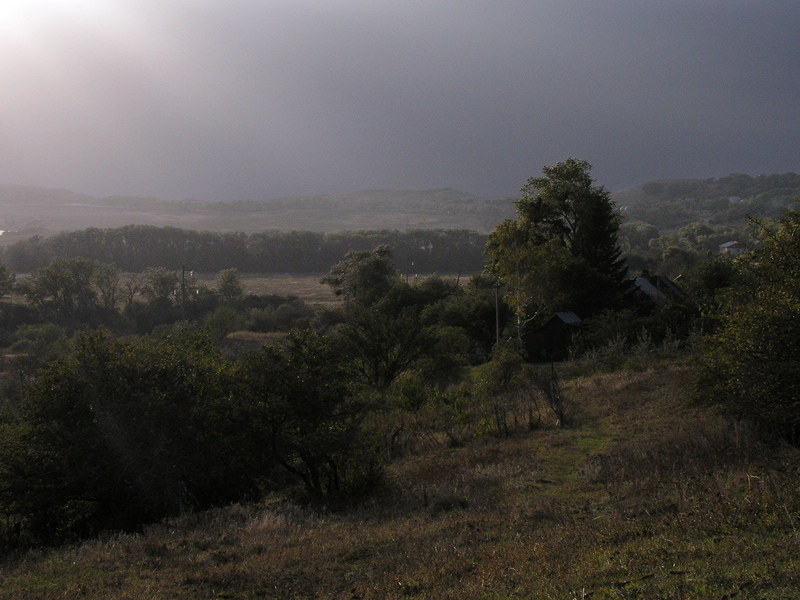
{"left": 1, "top": 363, "right": 798, "bottom": 599}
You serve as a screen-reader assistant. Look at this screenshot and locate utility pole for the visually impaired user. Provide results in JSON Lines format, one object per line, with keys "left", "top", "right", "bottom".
{"left": 495, "top": 284, "right": 500, "bottom": 346}
{"left": 181, "top": 265, "right": 186, "bottom": 322}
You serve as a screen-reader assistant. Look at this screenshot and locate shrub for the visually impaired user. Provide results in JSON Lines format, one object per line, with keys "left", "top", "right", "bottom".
{"left": 0, "top": 329, "right": 270, "bottom": 543}
{"left": 696, "top": 209, "right": 800, "bottom": 441}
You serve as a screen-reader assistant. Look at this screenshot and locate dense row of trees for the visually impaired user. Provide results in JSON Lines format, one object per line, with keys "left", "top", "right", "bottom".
{"left": 1, "top": 227, "right": 487, "bottom": 275}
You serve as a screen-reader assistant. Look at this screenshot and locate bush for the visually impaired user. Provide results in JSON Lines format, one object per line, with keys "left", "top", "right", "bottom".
{"left": 696, "top": 210, "right": 800, "bottom": 441}
{"left": 236, "top": 330, "right": 384, "bottom": 501}
{"left": 0, "top": 329, "right": 271, "bottom": 543}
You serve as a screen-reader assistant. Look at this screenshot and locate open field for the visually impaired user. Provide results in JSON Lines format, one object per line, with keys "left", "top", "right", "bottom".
{"left": 1, "top": 361, "right": 798, "bottom": 599}
{"left": 200, "top": 273, "right": 467, "bottom": 306}
{"left": 196, "top": 272, "right": 340, "bottom": 305}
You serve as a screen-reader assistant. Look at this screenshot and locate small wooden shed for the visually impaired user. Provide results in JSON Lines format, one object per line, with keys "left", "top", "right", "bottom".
{"left": 524, "top": 312, "right": 582, "bottom": 362}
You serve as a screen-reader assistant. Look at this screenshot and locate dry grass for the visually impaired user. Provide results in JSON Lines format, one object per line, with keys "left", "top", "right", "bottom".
{"left": 233, "top": 273, "right": 463, "bottom": 305}
{"left": 240, "top": 274, "right": 338, "bottom": 305}
{"left": 188, "top": 272, "right": 338, "bottom": 305}
{"left": 2, "top": 362, "right": 799, "bottom": 599}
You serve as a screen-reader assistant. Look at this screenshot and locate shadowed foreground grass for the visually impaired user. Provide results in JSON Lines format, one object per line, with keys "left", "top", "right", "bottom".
{"left": 1, "top": 364, "right": 798, "bottom": 599}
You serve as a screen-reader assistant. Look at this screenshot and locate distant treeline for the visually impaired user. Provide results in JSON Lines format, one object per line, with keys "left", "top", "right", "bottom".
{"left": 1, "top": 226, "right": 488, "bottom": 274}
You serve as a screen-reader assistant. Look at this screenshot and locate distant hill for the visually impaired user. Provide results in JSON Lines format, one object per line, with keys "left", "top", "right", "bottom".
{"left": 611, "top": 172, "right": 800, "bottom": 231}
{"left": 0, "top": 186, "right": 518, "bottom": 237}
{"left": 2, "top": 172, "right": 798, "bottom": 240}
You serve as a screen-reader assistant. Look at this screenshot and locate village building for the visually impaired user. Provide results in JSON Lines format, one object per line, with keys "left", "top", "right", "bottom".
{"left": 524, "top": 312, "right": 582, "bottom": 362}
{"left": 719, "top": 241, "right": 745, "bottom": 257}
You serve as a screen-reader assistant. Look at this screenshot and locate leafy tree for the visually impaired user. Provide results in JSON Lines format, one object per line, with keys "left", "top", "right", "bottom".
{"left": 487, "top": 159, "right": 626, "bottom": 336}
{"left": 3, "top": 235, "right": 51, "bottom": 272}
{"left": 618, "top": 220, "right": 660, "bottom": 256}
{"left": 217, "top": 267, "right": 244, "bottom": 303}
{"left": 486, "top": 220, "right": 587, "bottom": 337}
{"left": 685, "top": 256, "right": 741, "bottom": 317}
{"left": 696, "top": 209, "right": 800, "bottom": 439}
{"left": 334, "top": 289, "right": 443, "bottom": 390}
{"left": 204, "top": 305, "right": 245, "bottom": 340}
{"left": 141, "top": 267, "right": 179, "bottom": 303}
{"left": 237, "top": 330, "right": 380, "bottom": 499}
{"left": 93, "top": 263, "right": 121, "bottom": 310}
{"left": 8, "top": 323, "right": 73, "bottom": 371}
{"left": 122, "top": 273, "right": 143, "bottom": 310}
{"left": 516, "top": 158, "right": 626, "bottom": 284}
{"left": 322, "top": 248, "right": 464, "bottom": 390}
{"left": 321, "top": 245, "right": 398, "bottom": 309}
{"left": 16, "top": 258, "right": 103, "bottom": 324}
{"left": 423, "top": 273, "right": 510, "bottom": 361}
{"left": 0, "top": 263, "right": 15, "bottom": 299}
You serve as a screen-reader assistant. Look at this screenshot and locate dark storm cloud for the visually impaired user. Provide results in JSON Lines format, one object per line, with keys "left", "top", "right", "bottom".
{"left": 0, "top": 1, "right": 797, "bottom": 200}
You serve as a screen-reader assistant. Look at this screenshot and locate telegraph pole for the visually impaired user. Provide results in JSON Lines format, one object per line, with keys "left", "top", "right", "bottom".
{"left": 495, "top": 284, "right": 500, "bottom": 346}
{"left": 181, "top": 265, "right": 186, "bottom": 322}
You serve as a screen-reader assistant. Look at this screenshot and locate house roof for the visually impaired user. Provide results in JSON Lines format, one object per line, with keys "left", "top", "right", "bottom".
{"left": 634, "top": 277, "right": 667, "bottom": 303}
{"left": 633, "top": 276, "right": 689, "bottom": 304}
{"left": 552, "top": 312, "right": 582, "bottom": 325}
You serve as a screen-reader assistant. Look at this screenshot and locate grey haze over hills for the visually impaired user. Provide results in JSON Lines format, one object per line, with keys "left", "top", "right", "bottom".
{"left": 2, "top": 170, "right": 798, "bottom": 239}
{"left": 0, "top": 185, "right": 518, "bottom": 235}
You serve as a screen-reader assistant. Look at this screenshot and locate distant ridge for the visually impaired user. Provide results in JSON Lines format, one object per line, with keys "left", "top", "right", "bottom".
{"left": 611, "top": 172, "right": 800, "bottom": 207}
{"left": 0, "top": 185, "right": 517, "bottom": 236}
{"left": 610, "top": 172, "right": 800, "bottom": 230}
{"left": 2, "top": 171, "right": 797, "bottom": 238}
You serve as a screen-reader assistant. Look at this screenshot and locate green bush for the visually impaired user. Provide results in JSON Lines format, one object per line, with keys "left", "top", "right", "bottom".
{"left": 237, "top": 330, "right": 383, "bottom": 500}
{"left": 696, "top": 209, "right": 800, "bottom": 440}
{"left": 0, "top": 329, "right": 270, "bottom": 543}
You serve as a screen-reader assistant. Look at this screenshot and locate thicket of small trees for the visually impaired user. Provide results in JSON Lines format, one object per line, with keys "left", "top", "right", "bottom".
{"left": 0, "top": 257, "right": 318, "bottom": 346}
{"left": 0, "top": 328, "right": 382, "bottom": 543}
{"left": 0, "top": 245, "right": 516, "bottom": 545}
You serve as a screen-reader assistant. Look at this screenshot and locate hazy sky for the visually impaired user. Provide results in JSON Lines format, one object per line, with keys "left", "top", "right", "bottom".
{"left": 0, "top": 1, "right": 798, "bottom": 201}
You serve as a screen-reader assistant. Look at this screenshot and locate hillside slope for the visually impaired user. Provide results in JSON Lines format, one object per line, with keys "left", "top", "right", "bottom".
{"left": 612, "top": 172, "right": 800, "bottom": 231}
{"left": 1, "top": 363, "right": 797, "bottom": 599}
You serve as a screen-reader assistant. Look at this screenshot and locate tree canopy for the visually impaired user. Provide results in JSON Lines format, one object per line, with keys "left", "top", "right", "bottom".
{"left": 486, "top": 158, "right": 626, "bottom": 335}
{"left": 516, "top": 158, "right": 626, "bottom": 285}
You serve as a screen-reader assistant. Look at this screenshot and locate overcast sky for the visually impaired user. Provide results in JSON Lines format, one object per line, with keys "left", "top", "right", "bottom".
{"left": 0, "top": 1, "right": 798, "bottom": 201}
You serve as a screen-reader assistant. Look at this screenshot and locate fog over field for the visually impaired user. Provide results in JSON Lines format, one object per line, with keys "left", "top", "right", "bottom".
{"left": 0, "top": 2, "right": 798, "bottom": 203}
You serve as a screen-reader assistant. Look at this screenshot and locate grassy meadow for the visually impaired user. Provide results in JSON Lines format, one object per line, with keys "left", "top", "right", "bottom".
{"left": 1, "top": 358, "right": 797, "bottom": 599}
{"left": 236, "top": 272, "right": 464, "bottom": 304}
{"left": 187, "top": 272, "right": 338, "bottom": 306}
